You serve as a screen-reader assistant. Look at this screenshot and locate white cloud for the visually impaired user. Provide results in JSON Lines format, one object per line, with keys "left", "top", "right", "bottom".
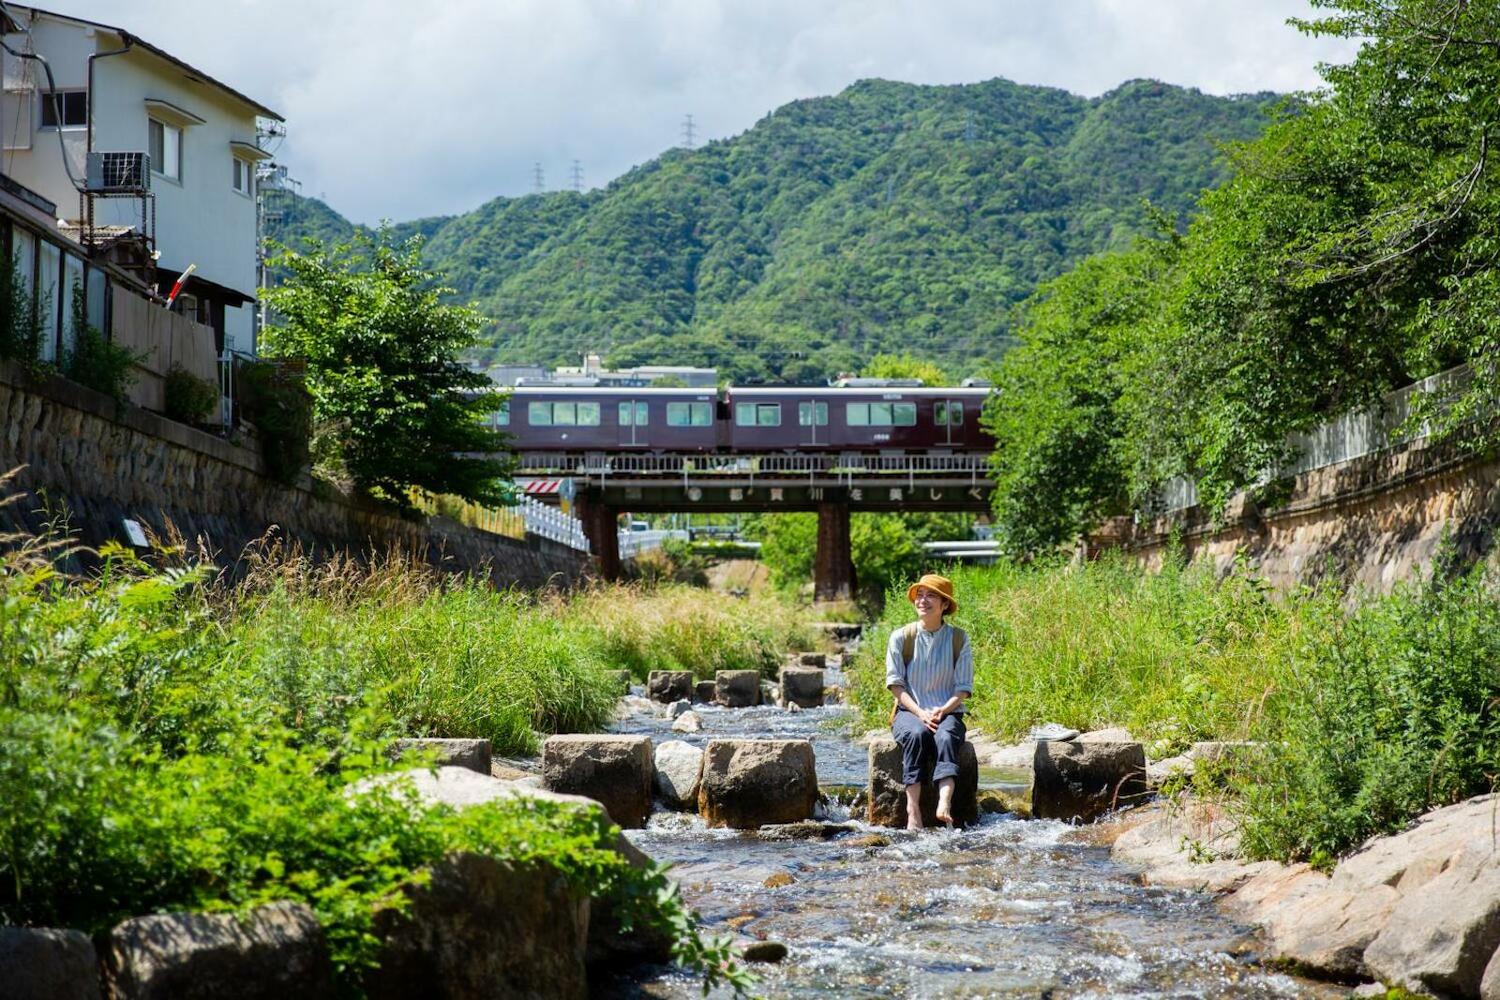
{"left": 57, "top": 0, "right": 1357, "bottom": 223}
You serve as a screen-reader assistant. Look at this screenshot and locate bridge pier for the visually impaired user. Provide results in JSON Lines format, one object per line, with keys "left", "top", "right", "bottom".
{"left": 575, "top": 491, "right": 620, "bottom": 580}
{"left": 814, "top": 501, "right": 856, "bottom": 602}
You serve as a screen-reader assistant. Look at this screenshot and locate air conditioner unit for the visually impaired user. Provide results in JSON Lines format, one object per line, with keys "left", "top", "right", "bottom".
{"left": 85, "top": 151, "right": 150, "bottom": 193}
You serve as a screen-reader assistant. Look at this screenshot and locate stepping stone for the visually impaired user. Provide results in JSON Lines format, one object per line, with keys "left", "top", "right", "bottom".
{"left": 866, "top": 734, "right": 979, "bottom": 828}
{"left": 779, "top": 667, "right": 824, "bottom": 709}
{"left": 388, "top": 738, "right": 491, "bottom": 774}
{"left": 543, "top": 734, "right": 654, "bottom": 828}
{"left": 715, "top": 669, "right": 761, "bottom": 708}
{"left": 1032, "top": 740, "right": 1148, "bottom": 823}
{"left": 698, "top": 739, "right": 818, "bottom": 829}
{"left": 647, "top": 670, "right": 693, "bottom": 704}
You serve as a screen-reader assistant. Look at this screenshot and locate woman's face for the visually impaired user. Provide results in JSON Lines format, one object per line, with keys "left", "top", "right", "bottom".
{"left": 912, "top": 586, "right": 948, "bottom": 620}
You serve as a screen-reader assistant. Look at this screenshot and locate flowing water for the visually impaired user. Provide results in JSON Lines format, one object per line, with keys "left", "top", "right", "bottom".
{"left": 597, "top": 659, "right": 1346, "bottom": 1000}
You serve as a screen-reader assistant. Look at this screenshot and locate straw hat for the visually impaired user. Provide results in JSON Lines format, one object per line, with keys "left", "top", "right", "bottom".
{"left": 906, "top": 573, "right": 958, "bottom": 615}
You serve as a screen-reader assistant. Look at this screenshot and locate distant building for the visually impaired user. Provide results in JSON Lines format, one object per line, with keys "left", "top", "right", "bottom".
{"left": 517, "top": 353, "right": 717, "bottom": 388}
{"left": 0, "top": 5, "right": 283, "bottom": 357}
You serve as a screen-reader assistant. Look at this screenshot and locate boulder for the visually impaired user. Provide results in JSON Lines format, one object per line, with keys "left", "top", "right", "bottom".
{"left": 715, "top": 670, "right": 761, "bottom": 708}
{"left": 1076, "top": 727, "right": 1136, "bottom": 743}
{"left": 693, "top": 680, "right": 717, "bottom": 704}
{"left": 1482, "top": 946, "right": 1500, "bottom": 1000}
{"left": 779, "top": 667, "right": 824, "bottom": 709}
{"left": 614, "top": 694, "right": 655, "bottom": 719}
{"left": 365, "top": 853, "right": 588, "bottom": 1000}
{"left": 1223, "top": 863, "right": 1330, "bottom": 925}
{"left": 1145, "top": 754, "right": 1195, "bottom": 788}
{"left": 797, "top": 652, "right": 826, "bottom": 668}
{"left": 1262, "top": 886, "right": 1401, "bottom": 979}
{"left": 0, "top": 927, "right": 99, "bottom": 1000}
{"left": 671, "top": 710, "right": 702, "bottom": 733}
{"left": 105, "top": 902, "right": 332, "bottom": 1000}
{"left": 1364, "top": 836, "right": 1500, "bottom": 997}
{"left": 1032, "top": 740, "right": 1147, "bottom": 823}
{"left": 653, "top": 740, "right": 703, "bottom": 811}
{"left": 741, "top": 940, "right": 788, "bottom": 963}
{"left": 755, "top": 821, "right": 858, "bottom": 841}
{"left": 760, "top": 681, "right": 778, "bottom": 705}
{"left": 606, "top": 670, "right": 633, "bottom": 696}
{"left": 647, "top": 670, "right": 693, "bottom": 704}
{"left": 865, "top": 734, "right": 979, "bottom": 829}
{"left": 1331, "top": 794, "right": 1499, "bottom": 894}
{"left": 542, "top": 735, "right": 654, "bottom": 829}
{"left": 698, "top": 739, "right": 819, "bottom": 829}
{"left": 388, "top": 738, "right": 492, "bottom": 775}
{"left": 667, "top": 699, "right": 692, "bottom": 720}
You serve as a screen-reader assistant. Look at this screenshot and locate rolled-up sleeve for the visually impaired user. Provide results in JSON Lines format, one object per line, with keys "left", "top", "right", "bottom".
{"left": 884, "top": 628, "right": 905, "bottom": 690}
{"left": 954, "top": 634, "right": 975, "bottom": 695}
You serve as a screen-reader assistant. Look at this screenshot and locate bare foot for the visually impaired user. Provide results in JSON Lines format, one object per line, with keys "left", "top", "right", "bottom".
{"left": 934, "top": 801, "right": 953, "bottom": 826}
{"left": 906, "top": 815, "right": 924, "bottom": 831}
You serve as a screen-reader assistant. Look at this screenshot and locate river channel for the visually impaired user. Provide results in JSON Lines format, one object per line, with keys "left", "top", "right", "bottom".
{"left": 594, "top": 658, "right": 1345, "bottom": 1000}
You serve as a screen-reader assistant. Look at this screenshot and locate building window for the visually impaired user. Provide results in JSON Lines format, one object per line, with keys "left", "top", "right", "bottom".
{"left": 232, "top": 158, "right": 252, "bottom": 196}
{"left": 736, "top": 402, "right": 781, "bottom": 427}
{"left": 666, "top": 401, "right": 711, "bottom": 426}
{"left": 618, "top": 401, "right": 648, "bottom": 426}
{"left": 149, "top": 119, "right": 181, "bottom": 180}
{"left": 798, "top": 401, "right": 829, "bottom": 426}
{"left": 527, "top": 401, "right": 599, "bottom": 426}
{"left": 846, "top": 401, "right": 916, "bottom": 427}
{"left": 39, "top": 90, "right": 86, "bottom": 129}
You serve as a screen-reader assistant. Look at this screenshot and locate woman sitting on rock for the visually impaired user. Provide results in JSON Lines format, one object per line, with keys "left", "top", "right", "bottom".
{"left": 885, "top": 573, "right": 973, "bottom": 830}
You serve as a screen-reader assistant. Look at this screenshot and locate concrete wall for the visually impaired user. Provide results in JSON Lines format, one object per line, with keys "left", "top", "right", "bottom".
{"left": 0, "top": 361, "right": 591, "bottom": 588}
{"left": 1095, "top": 434, "right": 1500, "bottom": 591}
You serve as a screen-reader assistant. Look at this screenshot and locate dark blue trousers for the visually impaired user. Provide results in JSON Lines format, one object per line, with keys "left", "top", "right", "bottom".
{"left": 891, "top": 708, "right": 966, "bottom": 786}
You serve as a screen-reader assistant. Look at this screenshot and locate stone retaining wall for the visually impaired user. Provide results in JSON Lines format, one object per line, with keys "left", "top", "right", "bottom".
{"left": 1096, "top": 435, "right": 1500, "bottom": 590}
{"left": 0, "top": 361, "right": 590, "bottom": 587}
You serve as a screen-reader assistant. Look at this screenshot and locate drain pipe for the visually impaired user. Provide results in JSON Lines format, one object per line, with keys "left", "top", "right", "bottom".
{"left": 86, "top": 34, "right": 132, "bottom": 164}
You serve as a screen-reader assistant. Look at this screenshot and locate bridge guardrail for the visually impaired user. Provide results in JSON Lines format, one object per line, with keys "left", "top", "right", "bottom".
{"left": 516, "top": 451, "right": 991, "bottom": 478}
{"left": 517, "top": 494, "right": 590, "bottom": 552}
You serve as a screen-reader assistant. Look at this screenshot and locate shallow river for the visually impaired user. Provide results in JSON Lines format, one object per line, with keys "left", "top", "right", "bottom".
{"left": 597, "top": 665, "right": 1345, "bottom": 1000}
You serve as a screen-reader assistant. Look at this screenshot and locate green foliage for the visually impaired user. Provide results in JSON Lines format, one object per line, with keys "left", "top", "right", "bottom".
{"left": 260, "top": 230, "right": 514, "bottom": 509}
{"left": 1234, "top": 562, "right": 1500, "bottom": 868}
{"left": 61, "top": 293, "right": 139, "bottom": 401}
{"left": 163, "top": 363, "right": 219, "bottom": 424}
{"left": 861, "top": 353, "right": 950, "bottom": 386}
{"left": 236, "top": 359, "right": 314, "bottom": 485}
{"left": 0, "top": 250, "right": 43, "bottom": 365}
{"left": 268, "top": 80, "right": 1273, "bottom": 383}
{"left": 0, "top": 534, "right": 750, "bottom": 994}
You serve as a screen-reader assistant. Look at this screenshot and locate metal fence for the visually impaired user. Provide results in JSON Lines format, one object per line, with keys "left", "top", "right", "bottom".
{"left": 618, "top": 528, "right": 690, "bottom": 559}
{"left": 516, "top": 451, "right": 990, "bottom": 478}
{"left": 517, "top": 494, "right": 591, "bottom": 551}
{"left": 1146, "top": 364, "right": 1474, "bottom": 516}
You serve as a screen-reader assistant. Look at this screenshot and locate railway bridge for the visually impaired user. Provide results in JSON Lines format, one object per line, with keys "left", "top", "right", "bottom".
{"left": 516, "top": 450, "right": 994, "bottom": 600}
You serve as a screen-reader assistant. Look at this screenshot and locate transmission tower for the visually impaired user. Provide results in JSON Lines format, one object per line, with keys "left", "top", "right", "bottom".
{"left": 570, "top": 159, "right": 583, "bottom": 192}
{"left": 532, "top": 162, "right": 545, "bottom": 193}
{"left": 681, "top": 113, "right": 696, "bottom": 149}
{"left": 963, "top": 111, "right": 977, "bottom": 144}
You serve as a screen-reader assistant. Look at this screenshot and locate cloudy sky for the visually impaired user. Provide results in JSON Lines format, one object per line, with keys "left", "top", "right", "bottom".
{"left": 62, "top": 1, "right": 1357, "bottom": 224}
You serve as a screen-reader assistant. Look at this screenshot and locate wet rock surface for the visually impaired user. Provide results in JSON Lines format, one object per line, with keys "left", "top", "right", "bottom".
{"left": 698, "top": 739, "right": 819, "bottom": 829}
{"left": 542, "top": 734, "right": 655, "bottom": 829}
{"left": 652, "top": 740, "right": 703, "bottom": 811}
{"left": 0, "top": 927, "right": 99, "bottom": 1000}
{"left": 1032, "top": 740, "right": 1149, "bottom": 823}
{"left": 647, "top": 670, "right": 694, "bottom": 704}
{"left": 778, "top": 667, "right": 824, "bottom": 709}
{"left": 715, "top": 669, "right": 761, "bottom": 708}
{"left": 865, "top": 734, "right": 979, "bottom": 828}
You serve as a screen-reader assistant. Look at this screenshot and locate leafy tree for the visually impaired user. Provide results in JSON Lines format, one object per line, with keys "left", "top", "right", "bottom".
{"left": 260, "top": 230, "right": 514, "bottom": 508}
{"left": 861, "top": 353, "right": 950, "bottom": 386}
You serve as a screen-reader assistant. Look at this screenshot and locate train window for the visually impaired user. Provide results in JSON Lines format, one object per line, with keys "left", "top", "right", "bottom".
{"left": 935, "top": 402, "right": 965, "bottom": 425}
{"left": 528, "top": 401, "right": 599, "bottom": 426}
{"left": 870, "top": 402, "right": 893, "bottom": 425}
{"left": 798, "top": 401, "right": 828, "bottom": 426}
{"left": 617, "top": 401, "right": 649, "bottom": 426}
{"left": 736, "top": 402, "right": 781, "bottom": 427}
{"left": 847, "top": 403, "right": 869, "bottom": 426}
{"left": 667, "top": 402, "right": 712, "bottom": 426}
{"left": 490, "top": 401, "right": 509, "bottom": 427}
{"left": 528, "top": 401, "right": 552, "bottom": 426}
{"left": 894, "top": 402, "right": 916, "bottom": 426}
{"left": 847, "top": 401, "right": 914, "bottom": 427}
{"left": 949, "top": 402, "right": 963, "bottom": 425}
{"left": 576, "top": 402, "right": 600, "bottom": 425}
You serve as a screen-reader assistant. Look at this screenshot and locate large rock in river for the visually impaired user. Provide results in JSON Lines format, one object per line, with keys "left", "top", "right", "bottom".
{"left": 716, "top": 669, "right": 761, "bottom": 708}
{"left": 653, "top": 740, "right": 704, "bottom": 811}
{"left": 542, "top": 734, "right": 654, "bottom": 829}
{"left": 1032, "top": 740, "right": 1148, "bottom": 823}
{"left": 647, "top": 670, "right": 694, "bottom": 704}
{"left": 0, "top": 927, "right": 100, "bottom": 1000}
{"left": 778, "top": 667, "right": 824, "bottom": 709}
{"left": 104, "top": 902, "right": 333, "bottom": 1000}
{"left": 698, "top": 739, "right": 818, "bottom": 829}
{"left": 865, "top": 733, "right": 978, "bottom": 828}
{"left": 388, "top": 738, "right": 492, "bottom": 774}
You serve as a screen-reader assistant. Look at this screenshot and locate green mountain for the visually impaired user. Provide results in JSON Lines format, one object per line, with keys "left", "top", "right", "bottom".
{"left": 267, "top": 77, "right": 1275, "bottom": 383}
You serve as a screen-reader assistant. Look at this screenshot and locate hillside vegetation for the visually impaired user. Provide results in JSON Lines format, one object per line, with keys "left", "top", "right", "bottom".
{"left": 269, "top": 78, "right": 1274, "bottom": 382}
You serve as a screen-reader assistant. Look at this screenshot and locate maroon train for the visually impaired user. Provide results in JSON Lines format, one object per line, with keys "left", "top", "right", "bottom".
{"left": 488, "top": 384, "right": 994, "bottom": 454}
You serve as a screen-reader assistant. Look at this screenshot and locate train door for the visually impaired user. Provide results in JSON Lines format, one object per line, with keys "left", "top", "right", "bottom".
{"left": 617, "top": 399, "right": 648, "bottom": 447}
{"left": 934, "top": 398, "right": 965, "bottom": 446}
{"left": 798, "top": 399, "right": 828, "bottom": 447}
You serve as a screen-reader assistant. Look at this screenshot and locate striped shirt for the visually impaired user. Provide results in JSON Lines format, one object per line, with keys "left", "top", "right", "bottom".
{"left": 884, "top": 622, "right": 974, "bottom": 713}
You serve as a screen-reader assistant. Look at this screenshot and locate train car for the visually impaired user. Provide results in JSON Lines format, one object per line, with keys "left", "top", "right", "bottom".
{"left": 724, "top": 386, "right": 992, "bottom": 453}
{"left": 499, "top": 385, "right": 721, "bottom": 453}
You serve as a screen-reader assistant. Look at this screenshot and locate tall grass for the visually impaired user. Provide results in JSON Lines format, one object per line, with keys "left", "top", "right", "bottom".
{"left": 849, "top": 553, "right": 1499, "bottom": 865}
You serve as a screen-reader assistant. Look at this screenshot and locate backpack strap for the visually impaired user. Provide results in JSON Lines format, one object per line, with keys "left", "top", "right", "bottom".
{"left": 901, "top": 622, "right": 917, "bottom": 669}
{"left": 951, "top": 626, "right": 966, "bottom": 668}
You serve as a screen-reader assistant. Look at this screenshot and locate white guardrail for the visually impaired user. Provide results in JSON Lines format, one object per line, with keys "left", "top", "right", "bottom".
{"left": 618, "top": 529, "right": 690, "bottom": 559}
{"left": 1147, "top": 365, "right": 1474, "bottom": 516}
{"left": 516, "top": 494, "right": 590, "bottom": 552}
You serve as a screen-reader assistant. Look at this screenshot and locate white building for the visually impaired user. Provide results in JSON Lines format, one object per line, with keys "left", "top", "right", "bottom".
{"left": 0, "top": 5, "right": 282, "bottom": 356}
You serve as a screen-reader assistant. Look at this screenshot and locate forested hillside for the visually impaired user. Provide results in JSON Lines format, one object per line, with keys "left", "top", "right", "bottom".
{"left": 268, "top": 77, "right": 1275, "bottom": 382}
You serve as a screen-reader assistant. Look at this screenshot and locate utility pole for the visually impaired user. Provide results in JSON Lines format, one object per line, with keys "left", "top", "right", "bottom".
{"left": 532, "top": 162, "right": 545, "bottom": 193}
{"left": 681, "top": 113, "right": 696, "bottom": 150}
{"left": 570, "top": 159, "right": 583, "bottom": 192}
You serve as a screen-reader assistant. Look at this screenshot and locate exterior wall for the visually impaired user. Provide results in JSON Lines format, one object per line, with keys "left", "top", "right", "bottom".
{"left": 0, "top": 10, "right": 265, "bottom": 354}
{"left": 1096, "top": 436, "right": 1500, "bottom": 592}
{"left": 0, "top": 361, "right": 591, "bottom": 589}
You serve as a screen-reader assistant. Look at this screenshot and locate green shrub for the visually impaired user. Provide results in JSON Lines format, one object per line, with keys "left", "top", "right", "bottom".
{"left": 1233, "top": 564, "right": 1500, "bottom": 868}
{"left": 0, "top": 251, "right": 43, "bottom": 364}
{"left": 164, "top": 363, "right": 220, "bottom": 424}
{"left": 237, "top": 358, "right": 313, "bottom": 484}
{"left": 62, "top": 297, "right": 140, "bottom": 401}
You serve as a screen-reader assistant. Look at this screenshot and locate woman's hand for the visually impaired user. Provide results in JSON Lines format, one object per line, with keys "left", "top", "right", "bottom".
{"left": 922, "top": 706, "right": 945, "bottom": 732}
